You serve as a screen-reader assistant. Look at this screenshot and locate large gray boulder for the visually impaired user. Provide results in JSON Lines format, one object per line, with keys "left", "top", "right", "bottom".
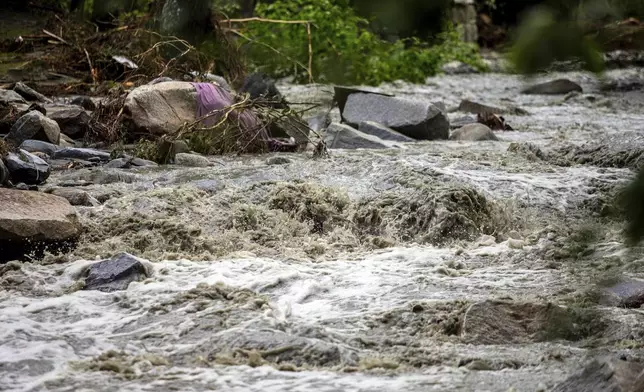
{"left": 0, "top": 188, "right": 80, "bottom": 242}
{"left": 4, "top": 149, "right": 51, "bottom": 185}
{"left": 522, "top": 79, "right": 582, "bottom": 95}
{"left": 48, "top": 107, "right": 91, "bottom": 139}
{"left": 342, "top": 93, "right": 449, "bottom": 140}
{"left": 325, "top": 123, "right": 393, "bottom": 149}
{"left": 449, "top": 123, "right": 499, "bottom": 141}
{"left": 552, "top": 357, "right": 643, "bottom": 392}
{"left": 122, "top": 81, "right": 197, "bottom": 136}
{"left": 358, "top": 121, "right": 416, "bottom": 142}
{"left": 5, "top": 111, "right": 61, "bottom": 147}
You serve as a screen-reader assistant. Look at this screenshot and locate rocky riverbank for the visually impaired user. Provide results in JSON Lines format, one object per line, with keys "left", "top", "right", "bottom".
{"left": 1, "top": 66, "right": 644, "bottom": 391}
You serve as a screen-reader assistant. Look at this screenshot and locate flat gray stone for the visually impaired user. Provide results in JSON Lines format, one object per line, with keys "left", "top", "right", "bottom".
{"left": 19, "top": 139, "right": 60, "bottom": 156}
{"left": 358, "top": 121, "right": 416, "bottom": 142}
{"left": 52, "top": 147, "right": 111, "bottom": 162}
{"left": 342, "top": 93, "right": 449, "bottom": 140}
{"left": 449, "top": 123, "right": 499, "bottom": 141}
{"left": 522, "top": 79, "right": 583, "bottom": 95}
{"left": 13, "top": 82, "right": 52, "bottom": 103}
{"left": 325, "top": 123, "right": 393, "bottom": 149}
{"left": 0, "top": 89, "right": 27, "bottom": 104}
{"left": 4, "top": 149, "right": 51, "bottom": 185}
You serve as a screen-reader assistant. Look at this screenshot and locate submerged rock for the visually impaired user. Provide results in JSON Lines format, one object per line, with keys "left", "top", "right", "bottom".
{"left": 52, "top": 147, "right": 111, "bottom": 162}
{"left": 0, "top": 188, "right": 80, "bottom": 243}
{"left": 358, "top": 121, "right": 416, "bottom": 143}
{"left": 4, "top": 150, "right": 50, "bottom": 185}
{"left": 552, "top": 357, "right": 643, "bottom": 392}
{"left": 266, "top": 156, "right": 291, "bottom": 165}
{"left": 13, "top": 82, "right": 52, "bottom": 103}
{"left": 522, "top": 79, "right": 583, "bottom": 95}
{"left": 449, "top": 123, "right": 499, "bottom": 141}
{"left": 105, "top": 157, "right": 158, "bottom": 169}
{"left": 50, "top": 188, "right": 99, "bottom": 207}
{"left": 83, "top": 253, "right": 149, "bottom": 292}
{"left": 5, "top": 111, "right": 61, "bottom": 147}
{"left": 325, "top": 123, "right": 392, "bottom": 149}
{"left": 19, "top": 139, "right": 60, "bottom": 156}
{"left": 461, "top": 300, "right": 604, "bottom": 344}
{"left": 601, "top": 280, "right": 644, "bottom": 309}
{"left": 174, "top": 153, "right": 210, "bottom": 167}
{"left": 48, "top": 108, "right": 91, "bottom": 139}
{"left": 342, "top": 93, "right": 449, "bottom": 140}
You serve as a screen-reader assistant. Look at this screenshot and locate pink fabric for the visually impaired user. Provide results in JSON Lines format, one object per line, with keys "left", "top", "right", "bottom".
{"left": 192, "top": 82, "right": 261, "bottom": 131}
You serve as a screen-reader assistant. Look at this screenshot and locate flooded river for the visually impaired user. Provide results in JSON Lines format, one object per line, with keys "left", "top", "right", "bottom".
{"left": 1, "top": 68, "right": 644, "bottom": 391}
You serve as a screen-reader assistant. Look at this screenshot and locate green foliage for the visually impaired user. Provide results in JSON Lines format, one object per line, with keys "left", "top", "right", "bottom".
{"left": 241, "top": 0, "right": 485, "bottom": 85}
{"left": 508, "top": 6, "right": 605, "bottom": 75}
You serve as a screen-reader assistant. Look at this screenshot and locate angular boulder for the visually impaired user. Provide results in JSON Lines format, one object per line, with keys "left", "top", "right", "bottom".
{"left": 325, "top": 123, "right": 393, "bottom": 149}
{"left": 19, "top": 139, "right": 60, "bottom": 156}
{"left": 342, "top": 93, "right": 449, "bottom": 140}
{"left": 358, "top": 121, "right": 416, "bottom": 142}
{"left": 51, "top": 147, "right": 111, "bottom": 162}
{"left": 552, "top": 357, "right": 643, "bottom": 392}
{"left": 83, "top": 252, "right": 150, "bottom": 292}
{"left": 4, "top": 150, "right": 51, "bottom": 185}
{"left": 50, "top": 188, "right": 98, "bottom": 207}
{"left": 0, "top": 188, "right": 80, "bottom": 242}
{"left": 5, "top": 111, "right": 61, "bottom": 147}
{"left": 123, "top": 81, "right": 198, "bottom": 136}
{"left": 13, "top": 82, "right": 52, "bottom": 103}
{"left": 449, "top": 123, "right": 499, "bottom": 141}
{"left": 48, "top": 107, "right": 91, "bottom": 139}
{"left": 0, "top": 89, "right": 27, "bottom": 104}
{"left": 521, "top": 79, "right": 583, "bottom": 95}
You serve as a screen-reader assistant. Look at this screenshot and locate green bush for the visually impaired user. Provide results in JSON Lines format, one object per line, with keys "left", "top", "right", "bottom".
{"left": 240, "top": 0, "right": 485, "bottom": 85}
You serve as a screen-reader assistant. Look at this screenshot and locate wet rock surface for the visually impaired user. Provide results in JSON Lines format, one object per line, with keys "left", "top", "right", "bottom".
{"left": 47, "top": 107, "right": 91, "bottom": 139}
{"left": 4, "top": 149, "right": 51, "bottom": 185}
{"left": 19, "top": 139, "right": 60, "bottom": 156}
{"left": 358, "top": 121, "right": 416, "bottom": 142}
{"left": 325, "top": 123, "right": 392, "bottom": 149}
{"left": 83, "top": 253, "right": 149, "bottom": 292}
{"left": 552, "top": 357, "right": 643, "bottom": 392}
{"left": 449, "top": 123, "right": 499, "bottom": 141}
{"left": 522, "top": 78, "right": 583, "bottom": 95}
{"left": 51, "top": 147, "right": 111, "bottom": 162}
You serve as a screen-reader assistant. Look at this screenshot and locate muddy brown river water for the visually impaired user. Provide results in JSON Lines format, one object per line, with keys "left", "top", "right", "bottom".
{"left": 1, "top": 68, "right": 644, "bottom": 391}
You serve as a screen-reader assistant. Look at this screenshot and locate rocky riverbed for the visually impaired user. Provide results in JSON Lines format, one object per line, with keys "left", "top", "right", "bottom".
{"left": 2, "top": 67, "right": 644, "bottom": 391}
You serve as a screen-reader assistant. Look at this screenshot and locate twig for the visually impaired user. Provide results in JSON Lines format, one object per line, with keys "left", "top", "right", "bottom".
{"left": 306, "top": 23, "right": 313, "bottom": 83}
{"left": 83, "top": 48, "right": 97, "bottom": 85}
{"left": 222, "top": 17, "right": 311, "bottom": 25}
{"left": 42, "top": 29, "right": 70, "bottom": 45}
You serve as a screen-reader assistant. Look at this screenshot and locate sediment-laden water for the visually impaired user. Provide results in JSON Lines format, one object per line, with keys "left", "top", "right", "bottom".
{"left": 2, "top": 68, "right": 644, "bottom": 391}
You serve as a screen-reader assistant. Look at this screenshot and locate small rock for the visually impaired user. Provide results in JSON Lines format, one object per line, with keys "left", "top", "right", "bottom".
{"left": 342, "top": 93, "right": 449, "bottom": 140}
{"left": 148, "top": 76, "right": 174, "bottom": 85}
{"left": 51, "top": 147, "right": 111, "bottom": 162}
{"left": 266, "top": 156, "right": 291, "bottom": 165}
{"left": 552, "top": 357, "right": 643, "bottom": 392}
{"left": 601, "top": 280, "right": 644, "bottom": 308}
{"left": 13, "top": 82, "right": 52, "bottom": 103}
{"left": 48, "top": 108, "right": 91, "bottom": 139}
{"left": 465, "top": 359, "right": 493, "bottom": 371}
{"left": 358, "top": 121, "right": 416, "bottom": 142}
{"left": 50, "top": 188, "right": 98, "bottom": 206}
{"left": 174, "top": 153, "right": 210, "bottom": 167}
{"left": 70, "top": 96, "right": 96, "bottom": 110}
{"left": 5, "top": 111, "right": 61, "bottom": 146}
{"left": 59, "top": 133, "right": 76, "bottom": 148}
{"left": 325, "top": 123, "right": 394, "bottom": 149}
{"left": 0, "top": 89, "right": 27, "bottom": 104}
{"left": 0, "top": 188, "right": 80, "bottom": 242}
{"left": 477, "top": 234, "right": 496, "bottom": 246}
{"left": 450, "top": 115, "right": 477, "bottom": 130}
{"left": 83, "top": 252, "right": 149, "bottom": 292}
{"left": 4, "top": 149, "right": 51, "bottom": 185}
{"left": 522, "top": 79, "right": 583, "bottom": 95}
{"left": 19, "top": 139, "right": 60, "bottom": 156}
{"left": 507, "top": 230, "right": 522, "bottom": 240}
{"left": 14, "top": 182, "right": 30, "bottom": 190}
{"left": 449, "top": 123, "right": 499, "bottom": 141}
{"left": 442, "top": 61, "right": 478, "bottom": 75}
{"left": 105, "top": 157, "right": 158, "bottom": 169}
{"left": 457, "top": 99, "right": 528, "bottom": 116}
